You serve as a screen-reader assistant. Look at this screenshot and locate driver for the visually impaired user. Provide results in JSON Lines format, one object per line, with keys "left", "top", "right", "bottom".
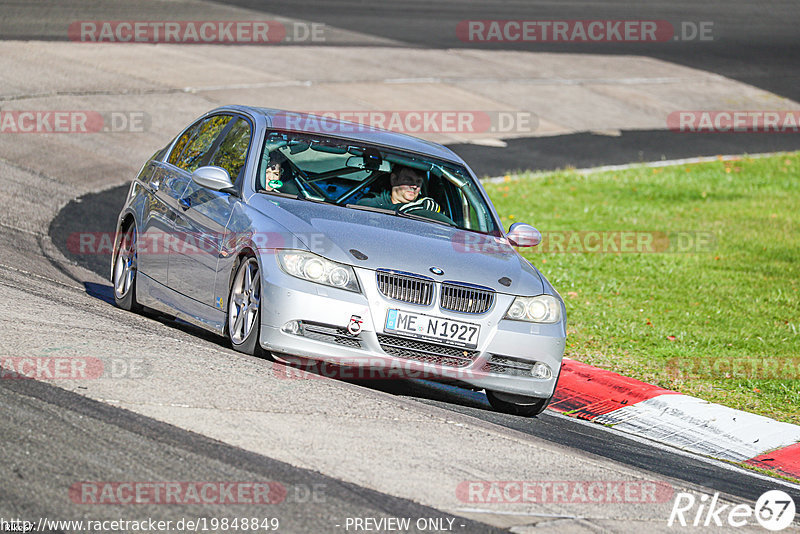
{"left": 359, "top": 166, "right": 442, "bottom": 215}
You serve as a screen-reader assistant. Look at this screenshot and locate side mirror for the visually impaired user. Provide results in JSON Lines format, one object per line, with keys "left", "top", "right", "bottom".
{"left": 191, "top": 166, "right": 237, "bottom": 195}
{"left": 506, "top": 222, "right": 541, "bottom": 247}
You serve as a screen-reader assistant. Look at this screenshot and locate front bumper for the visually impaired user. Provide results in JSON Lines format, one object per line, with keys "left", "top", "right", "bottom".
{"left": 258, "top": 264, "right": 566, "bottom": 399}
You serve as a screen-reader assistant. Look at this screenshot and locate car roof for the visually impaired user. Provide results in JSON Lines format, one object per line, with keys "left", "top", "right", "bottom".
{"left": 218, "top": 105, "right": 469, "bottom": 167}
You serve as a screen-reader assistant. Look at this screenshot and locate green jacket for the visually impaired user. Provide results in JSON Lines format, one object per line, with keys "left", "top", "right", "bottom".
{"left": 358, "top": 190, "right": 455, "bottom": 225}
{"left": 357, "top": 189, "right": 398, "bottom": 210}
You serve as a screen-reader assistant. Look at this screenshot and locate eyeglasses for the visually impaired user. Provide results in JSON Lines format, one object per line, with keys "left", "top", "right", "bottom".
{"left": 399, "top": 184, "right": 421, "bottom": 190}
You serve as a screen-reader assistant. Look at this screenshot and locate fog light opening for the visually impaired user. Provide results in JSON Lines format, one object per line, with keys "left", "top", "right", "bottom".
{"left": 530, "top": 362, "right": 552, "bottom": 379}
{"left": 282, "top": 320, "right": 302, "bottom": 335}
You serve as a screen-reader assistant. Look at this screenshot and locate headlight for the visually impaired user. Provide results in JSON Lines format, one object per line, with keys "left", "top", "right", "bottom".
{"left": 504, "top": 294, "right": 561, "bottom": 323}
{"left": 276, "top": 250, "right": 360, "bottom": 293}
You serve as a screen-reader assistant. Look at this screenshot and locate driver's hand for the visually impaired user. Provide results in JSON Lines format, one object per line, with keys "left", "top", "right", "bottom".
{"left": 398, "top": 197, "right": 441, "bottom": 214}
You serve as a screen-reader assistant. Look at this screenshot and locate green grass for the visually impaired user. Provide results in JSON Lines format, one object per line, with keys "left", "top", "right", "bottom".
{"left": 483, "top": 153, "right": 800, "bottom": 425}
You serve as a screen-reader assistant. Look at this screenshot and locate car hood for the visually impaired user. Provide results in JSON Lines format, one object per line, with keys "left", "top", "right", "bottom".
{"left": 248, "top": 196, "right": 544, "bottom": 295}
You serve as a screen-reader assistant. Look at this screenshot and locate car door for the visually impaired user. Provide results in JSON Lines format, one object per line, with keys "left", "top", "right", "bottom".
{"left": 169, "top": 116, "right": 252, "bottom": 308}
{"left": 139, "top": 115, "right": 231, "bottom": 287}
{"left": 136, "top": 137, "right": 197, "bottom": 286}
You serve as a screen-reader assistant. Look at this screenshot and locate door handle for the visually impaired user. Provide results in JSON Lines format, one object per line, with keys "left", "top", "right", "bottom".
{"left": 179, "top": 197, "right": 191, "bottom": 211}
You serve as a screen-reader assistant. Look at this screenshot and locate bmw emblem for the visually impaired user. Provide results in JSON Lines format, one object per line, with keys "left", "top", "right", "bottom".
{"left": 429, "top": 267, "right": 444, "bottom": 275}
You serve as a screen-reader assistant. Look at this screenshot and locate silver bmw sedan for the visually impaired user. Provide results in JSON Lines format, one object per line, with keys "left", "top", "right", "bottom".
{"left": 111, "top": 106, "right": 566, "bottom": 416}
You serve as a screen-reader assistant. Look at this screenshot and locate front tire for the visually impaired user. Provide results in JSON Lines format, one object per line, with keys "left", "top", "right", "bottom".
{"left": 227, "top": 256, "right": 266, "bottom": 356}
{"left": 112, "top": 223, "right": 142, "bottom": 313}
{"left": 486, "top": 390, "right": 551, "bottom": 417}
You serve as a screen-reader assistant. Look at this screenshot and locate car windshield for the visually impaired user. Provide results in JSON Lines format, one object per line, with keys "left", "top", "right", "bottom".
{"left": 257, "top": 131, "right": 501, "bottom": 235}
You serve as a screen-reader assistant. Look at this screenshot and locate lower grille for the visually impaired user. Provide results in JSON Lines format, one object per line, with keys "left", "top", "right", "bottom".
{"left": 301, "top": 322, "right": 362, "bottom": 348}
{"left": 481, "top": 354, "right": 535, "bottom": 376}
{"left": 377, "top": 334, "right": 479, "bottom": 368}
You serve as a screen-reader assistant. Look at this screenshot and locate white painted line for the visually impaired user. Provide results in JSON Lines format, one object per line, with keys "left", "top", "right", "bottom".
{"left": 384, "top": 76, "right": 718, "bottom": 86}
{"left": 574, "top": 152, "right": 781, "bottom": 176}
{"left": 0, "top": 221, "right": 45, "bottom": 237}
{"left": 455, "top": 508, "right": 583, "bottom": 519}
{"left": 183, "top": 75, "right": 721, "bottom": 94}
{"left": 482, "top": 152, "right": 783, "bottom": 183}
{"left": 594, "top": 394, "right": 800, "bottom": 462}
{"left": 0, "top": 262, "right": 83, "bottom": 291}
{"left": 183, "top": 80, "right": 314, "bottom": 92}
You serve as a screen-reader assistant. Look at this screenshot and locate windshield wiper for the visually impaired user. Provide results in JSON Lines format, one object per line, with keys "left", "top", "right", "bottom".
{"left": 395, "top": 210, "right": 458, "bottom": 227}
{"left": 345, "top": 203, "right": 457, "bottom": 227}
{"left": 261, "top": 190, "right": 300, "bottom": 199}
{"left": 261, "top": 190, "right": 328, "bottom": 203}
{"left": 344, "top": 203, "right": 396, "bottom": 215}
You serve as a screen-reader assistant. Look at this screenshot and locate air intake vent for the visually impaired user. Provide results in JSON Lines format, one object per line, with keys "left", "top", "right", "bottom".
{"left": 481, "top": 354, "right": 535, "bottom": 376}
{"left": 301, "top": 321, "right": 362, "bottom": 348}
{"left": 440, "top": 283, "right": 495, "bottom": 314}
{"left": 376, "top": 270, "right": 434, "bottom": 306}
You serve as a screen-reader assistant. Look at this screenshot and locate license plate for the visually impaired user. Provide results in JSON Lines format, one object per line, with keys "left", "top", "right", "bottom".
{"left": 384, "top": 309, "right": 480, "bottom": 348}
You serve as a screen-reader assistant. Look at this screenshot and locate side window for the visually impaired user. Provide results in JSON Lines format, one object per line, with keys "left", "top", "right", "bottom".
{"left": 169, "top": 115, "right": 233, "bottom": 173}
{"left": 167, "top": 120, "right": 202, "bottom": 167}
{"left": 437, "top": 178, "right": 492, "bottom": 232}
{"left": 208, "top": 118, "right": 252, "bottom": 181}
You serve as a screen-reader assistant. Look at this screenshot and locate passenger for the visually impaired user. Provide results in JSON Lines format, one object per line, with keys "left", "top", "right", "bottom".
{"left": 260, "top": 152, "right": 300, "bottom": 195}
{"left": 359, "top": 167, "right": 442, "bottom": 215}
{"left": 262, "top": 158, "right": 284, "bottom": 192}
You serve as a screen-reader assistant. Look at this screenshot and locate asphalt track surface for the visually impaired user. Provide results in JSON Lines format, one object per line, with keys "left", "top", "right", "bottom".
{"left": 215, "top": 0, "right": 800, "bottom": 170}
{"left": 450, "top": 130, "right": 800, "bottom": 178}
{"left": 6, "top": 0, "right": 800, "bottom": 531}
{"left": 2, "top": 377, "right": 501, "bottom": 533}
{"left": 4, "top": 1, "right": 800, "bottom": 172}
{"left": 181, "top": 1, "right": 800, "bottom": 101}
{"left": 50, "top": 187, "right": 800, "bottom": 511}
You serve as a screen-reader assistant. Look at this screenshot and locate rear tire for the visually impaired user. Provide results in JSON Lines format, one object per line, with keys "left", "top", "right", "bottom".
{"left": 112, "top": 222, "right": 143, "bottom": 313}
{"left": 486, "top": 390, "right": 551, "bottom": 417}
{"left": 227, "top": 256, "right": 267, "bottom": 357}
